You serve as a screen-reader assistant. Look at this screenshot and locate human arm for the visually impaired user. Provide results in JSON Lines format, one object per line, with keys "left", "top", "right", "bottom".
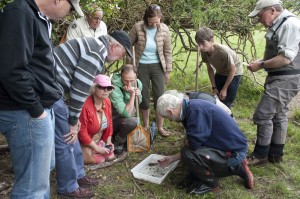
{"left": 158, "top": 153, "right": 181, "bottom": 168}
{"left": 219, "top": 63, "right": 236, "bottom": 100}
{"left": 206, "top": 62, "right": 219, "bottom": 95}
{"left": 163, "top": 24, "right": 172, "bottom": 83}
{"left": 0, "top": 8, "right": 46, "bottom": 118}
{"left": 127, "top": 23, "right": 138, "bottom": 64}
{"left": 123, "top": 84, "right": 140, "bottom": 115}
{"left": 247, "top": 54, "right": 292, "bottom": 72}
{"left": 66, "top": 20, "right": 83, "bottom": 41}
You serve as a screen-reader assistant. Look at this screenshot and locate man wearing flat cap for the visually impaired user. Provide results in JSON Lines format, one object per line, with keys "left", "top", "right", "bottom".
{"left": 247, "top": 0, "right": 300, "bottom": 166}
{"left": 0, "top": 0, "right": 83, "bottom": 198}
{"left": 53, "top": 30, "right": 132, "bottom": 198}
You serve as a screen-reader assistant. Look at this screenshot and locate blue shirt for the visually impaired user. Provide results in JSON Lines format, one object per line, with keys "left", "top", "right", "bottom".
{"left": 140, "top": 27, "right": 160, "bottom": 64}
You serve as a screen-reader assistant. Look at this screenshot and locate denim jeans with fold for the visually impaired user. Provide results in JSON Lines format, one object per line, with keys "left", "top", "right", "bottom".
{"left": 0, "top": 108, "right": 55, "bottom": 199}
{"left": 53, "top": 98, "right": 85, "bottom": 193}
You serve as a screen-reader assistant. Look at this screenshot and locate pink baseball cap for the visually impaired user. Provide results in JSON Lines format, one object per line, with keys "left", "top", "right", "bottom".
{"left": 93, "top": 74, "right": 115, "bottom": 89}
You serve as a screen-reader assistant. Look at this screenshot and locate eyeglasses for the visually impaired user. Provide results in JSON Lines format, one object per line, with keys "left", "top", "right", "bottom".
{"left": 90, "top": 16, "right": 102, "bottom": 21}
{"left": 257, "top": 7, "right": 271, "bottom": 18}
{"left": 149, "top": 4, "right": 160, "bottom": 10}
{"left": 96, "top": 85, "right": 113, "bottom": 91}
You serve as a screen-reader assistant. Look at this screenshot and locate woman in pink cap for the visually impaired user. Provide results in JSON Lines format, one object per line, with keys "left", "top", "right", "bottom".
{"left": 78, "top": 74, "right": 115, "bottom": 164}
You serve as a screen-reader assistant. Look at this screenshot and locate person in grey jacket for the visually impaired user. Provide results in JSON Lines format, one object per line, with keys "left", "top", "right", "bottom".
{"left": 129, "top": 4, "right": 172, "bottom": 137}
{"left": 0, "top": 0, "right": 83, "bottom": 198}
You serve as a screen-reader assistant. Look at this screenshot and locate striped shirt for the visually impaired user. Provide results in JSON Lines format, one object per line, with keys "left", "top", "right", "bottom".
{"left": 54, "top": 36, "right": 108, "bottom": 125}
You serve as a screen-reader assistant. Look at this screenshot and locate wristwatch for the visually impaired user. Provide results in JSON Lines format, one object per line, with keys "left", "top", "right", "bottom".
{"left": 260, "top": 61, "right": 265, "bottom": 69}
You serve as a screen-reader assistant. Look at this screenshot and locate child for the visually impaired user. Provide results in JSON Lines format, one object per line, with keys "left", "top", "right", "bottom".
{"left": 195, "top": 27, "right": 243, "bottom": 109}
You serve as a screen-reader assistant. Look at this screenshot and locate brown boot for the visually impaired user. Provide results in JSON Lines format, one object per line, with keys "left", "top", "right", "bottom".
{"left": 59, "top": 187, "right": 93, "bottom": 198}
{"left": 78, "top": 176, "right": 99, "bottom": 188}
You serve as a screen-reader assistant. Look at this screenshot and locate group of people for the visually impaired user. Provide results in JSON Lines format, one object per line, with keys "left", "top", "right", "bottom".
{"left": 0, "top": 0, "right": 299, "bottom": 198}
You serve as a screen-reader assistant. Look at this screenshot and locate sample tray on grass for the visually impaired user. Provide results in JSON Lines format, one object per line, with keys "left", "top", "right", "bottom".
{"left": 131, "top": 154, "right": 180, "bottom": 184}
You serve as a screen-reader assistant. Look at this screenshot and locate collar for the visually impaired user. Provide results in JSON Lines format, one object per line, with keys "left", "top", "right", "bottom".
{"left": 180, "top": 98, "right": 189, "bottom": 121}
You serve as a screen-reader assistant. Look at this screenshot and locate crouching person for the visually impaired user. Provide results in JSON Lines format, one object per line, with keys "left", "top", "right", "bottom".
{"left": 109, "top": 65, "right": 142, "bottom": 153}
{"left": 78, "top": 75, "right": 115, "bottom": 164}
{"left": 157, "top": 93, "right": 254, "bottom": 195}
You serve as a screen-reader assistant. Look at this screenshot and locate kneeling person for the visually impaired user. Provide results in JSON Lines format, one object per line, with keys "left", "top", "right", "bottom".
{"left": 157, "top": 94, "right": 254, "bottom": 194}
{"left": 109, "top": 65, "right": 142, "bottom": 153}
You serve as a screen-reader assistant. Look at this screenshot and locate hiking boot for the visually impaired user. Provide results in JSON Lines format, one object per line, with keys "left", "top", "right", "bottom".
{"left": 247, "top": 153, "right": 268, "bottom": 166}
{"left": 77, "top": 176, "right": 99, "bottom": 188}
{"left": 236, "top": 159, "right": 254, "bottom": 189}
{"left": 187, "top": 182, "right": 219, "bottom": 195}
{"left": 59, "top": 187, "right": 93, "bottom": 199}
{"left": 268, "top": 155, "right": 283, "bottom": 164}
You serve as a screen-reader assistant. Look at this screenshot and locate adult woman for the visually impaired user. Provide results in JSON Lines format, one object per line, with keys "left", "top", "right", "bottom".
{"left": 129, "top": 4, "right": 172, "bottom": 137}
{"left": 78, "top": 74, "right": 115, "bottom": 164}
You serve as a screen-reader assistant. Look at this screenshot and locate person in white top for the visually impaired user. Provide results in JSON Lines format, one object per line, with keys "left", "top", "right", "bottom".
{"left": 66, "top": 4, "right": 107, "bottom": 41}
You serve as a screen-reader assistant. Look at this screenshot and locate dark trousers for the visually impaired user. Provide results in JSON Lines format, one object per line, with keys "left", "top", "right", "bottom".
{"left": 112, "top": 114, "right": 137, "bottom": 145}
{"left": 181, "top": 146, "right": 238, "bottom": 187}
{"left": 215, "top": 74, "right": 242, "bottom": 109}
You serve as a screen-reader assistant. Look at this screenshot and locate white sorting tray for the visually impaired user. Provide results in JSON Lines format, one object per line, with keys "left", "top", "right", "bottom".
{"left": 131, "top": 154, "right": 180, "bottom": 184}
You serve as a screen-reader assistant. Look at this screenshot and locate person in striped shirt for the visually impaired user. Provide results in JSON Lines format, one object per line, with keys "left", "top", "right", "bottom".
{"left": 53, "top": 30, "right": 132, "bottom": 198}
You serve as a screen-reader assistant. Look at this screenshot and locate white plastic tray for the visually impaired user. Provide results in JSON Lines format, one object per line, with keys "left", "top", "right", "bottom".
{"left": 131, "top": 154, "right": 180, "bottom": 184}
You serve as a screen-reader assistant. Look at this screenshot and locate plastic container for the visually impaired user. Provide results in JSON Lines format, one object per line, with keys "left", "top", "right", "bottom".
{"left": 131, "top": 154, "right": 180, "bottom": 184}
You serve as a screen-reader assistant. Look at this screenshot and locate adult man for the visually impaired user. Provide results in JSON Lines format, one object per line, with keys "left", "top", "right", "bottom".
{"left": 66, "top": 4, "right": 107, "bottom": 41}
{"left": 53, "top": 31, "right": 133, "bottom": 198}
{"left": 247, "top": 0, "right": 300, "bottom": 165}
{"left": 0, "top": 0, "right": 83, "bottom": 198}
{"left": 157, "top": 94, "right": 253, "bottom": 195}
{"left": 109, "top": 64, "right": 142, "bottom": 153}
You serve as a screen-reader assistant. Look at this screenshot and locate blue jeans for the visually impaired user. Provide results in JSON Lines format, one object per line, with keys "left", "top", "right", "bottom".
{"left": 53, "top": 98, "right": 85, "bottom": 193}
{"left": 0, "top": 109, "right": 55, "bottom": 199}
{"left": 215, "top": 74, "right": 242, "bottom": 109}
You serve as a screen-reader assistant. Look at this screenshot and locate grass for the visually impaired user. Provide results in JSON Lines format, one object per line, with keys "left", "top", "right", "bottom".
{"left": 74, "top": 30, "right": 299, "bottom": 198}
{"left": 1, "top": 30, "right": 300, "bottom": 199}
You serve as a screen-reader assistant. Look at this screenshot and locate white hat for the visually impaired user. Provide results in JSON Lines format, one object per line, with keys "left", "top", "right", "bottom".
{"left": 69, "top": 0, "right": 84, "bottom": 17}
{"left": 248, "top": 0, "right": 282, "bottom": 18}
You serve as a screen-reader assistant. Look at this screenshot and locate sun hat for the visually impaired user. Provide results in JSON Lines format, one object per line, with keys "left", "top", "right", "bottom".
{"left": 69, "top": 0, "right": 84, "bottom": 17}
{"left": 109, "top": 30, "right": 133, "bottom": 58}
{"left": 93, "top": 74, "right": 114, "bottom": 89}
{"left": 248, "top": 0, "right": 282, "bottom": 18}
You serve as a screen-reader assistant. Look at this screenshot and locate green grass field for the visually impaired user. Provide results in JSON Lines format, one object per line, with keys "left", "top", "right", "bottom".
{"left": 67, "top": 30, "right": 300, "bottom": 199}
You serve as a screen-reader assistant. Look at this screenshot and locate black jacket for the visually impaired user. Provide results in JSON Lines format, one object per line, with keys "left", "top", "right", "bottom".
{"left": 0, "top": 0, "right": 62, "bottom": 118}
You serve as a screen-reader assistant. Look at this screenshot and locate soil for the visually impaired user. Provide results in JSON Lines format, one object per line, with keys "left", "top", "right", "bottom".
{"left": 0, "top": 93, "right": 299, "bottom": 198}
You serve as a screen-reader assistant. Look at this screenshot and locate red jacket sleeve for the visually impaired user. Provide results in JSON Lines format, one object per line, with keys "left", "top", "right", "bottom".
{"left": 78, "top": 96, "right": 94, "bottom": 145}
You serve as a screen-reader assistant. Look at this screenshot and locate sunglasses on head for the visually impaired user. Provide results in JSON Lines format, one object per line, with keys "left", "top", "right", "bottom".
{"left": 96, "top": 85, "right": 113, "bottom": 91}
{"left": 149, "top": 4, "right": 160, "bottom": 10}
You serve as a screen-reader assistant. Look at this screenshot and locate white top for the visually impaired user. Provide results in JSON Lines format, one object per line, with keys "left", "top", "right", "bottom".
{"left": 66, "top": 17, "right": 107, "bottom": 41}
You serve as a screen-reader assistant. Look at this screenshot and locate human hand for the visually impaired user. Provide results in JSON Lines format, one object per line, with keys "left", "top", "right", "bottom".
{"left": 247, "top": 61, "right": 262, "bottom": 72}
{"left": 212, "top": 88, "right": 219, "bottom": 96}
{"left": 106, "top": 142, "right": 115, "bottom": 152}
{"left": 37, "top": 111, "right": 47, "bottom": 119}
{"left": 64, "top": 121, "right": 81, "bottom": 144}
{"left": 158, "top": 156, "right": 173, "bottom": 168}
{"left": 97, "top": 146, "right": 111, "bottom": 154}
{"left": 164, "top": 73, "right": 170, "bottom": 84}
{"left": 219, "top": 89, "right": 227, "bottom": 100}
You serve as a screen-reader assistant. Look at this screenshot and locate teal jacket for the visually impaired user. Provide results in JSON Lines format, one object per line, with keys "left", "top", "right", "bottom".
{"left": 109, "top": 73, "right": 142, "bottom": 118}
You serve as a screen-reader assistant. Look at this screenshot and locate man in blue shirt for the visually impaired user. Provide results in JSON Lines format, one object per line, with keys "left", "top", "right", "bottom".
{"left": 157, "top": 93, "right": 254, "bottom": 195}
